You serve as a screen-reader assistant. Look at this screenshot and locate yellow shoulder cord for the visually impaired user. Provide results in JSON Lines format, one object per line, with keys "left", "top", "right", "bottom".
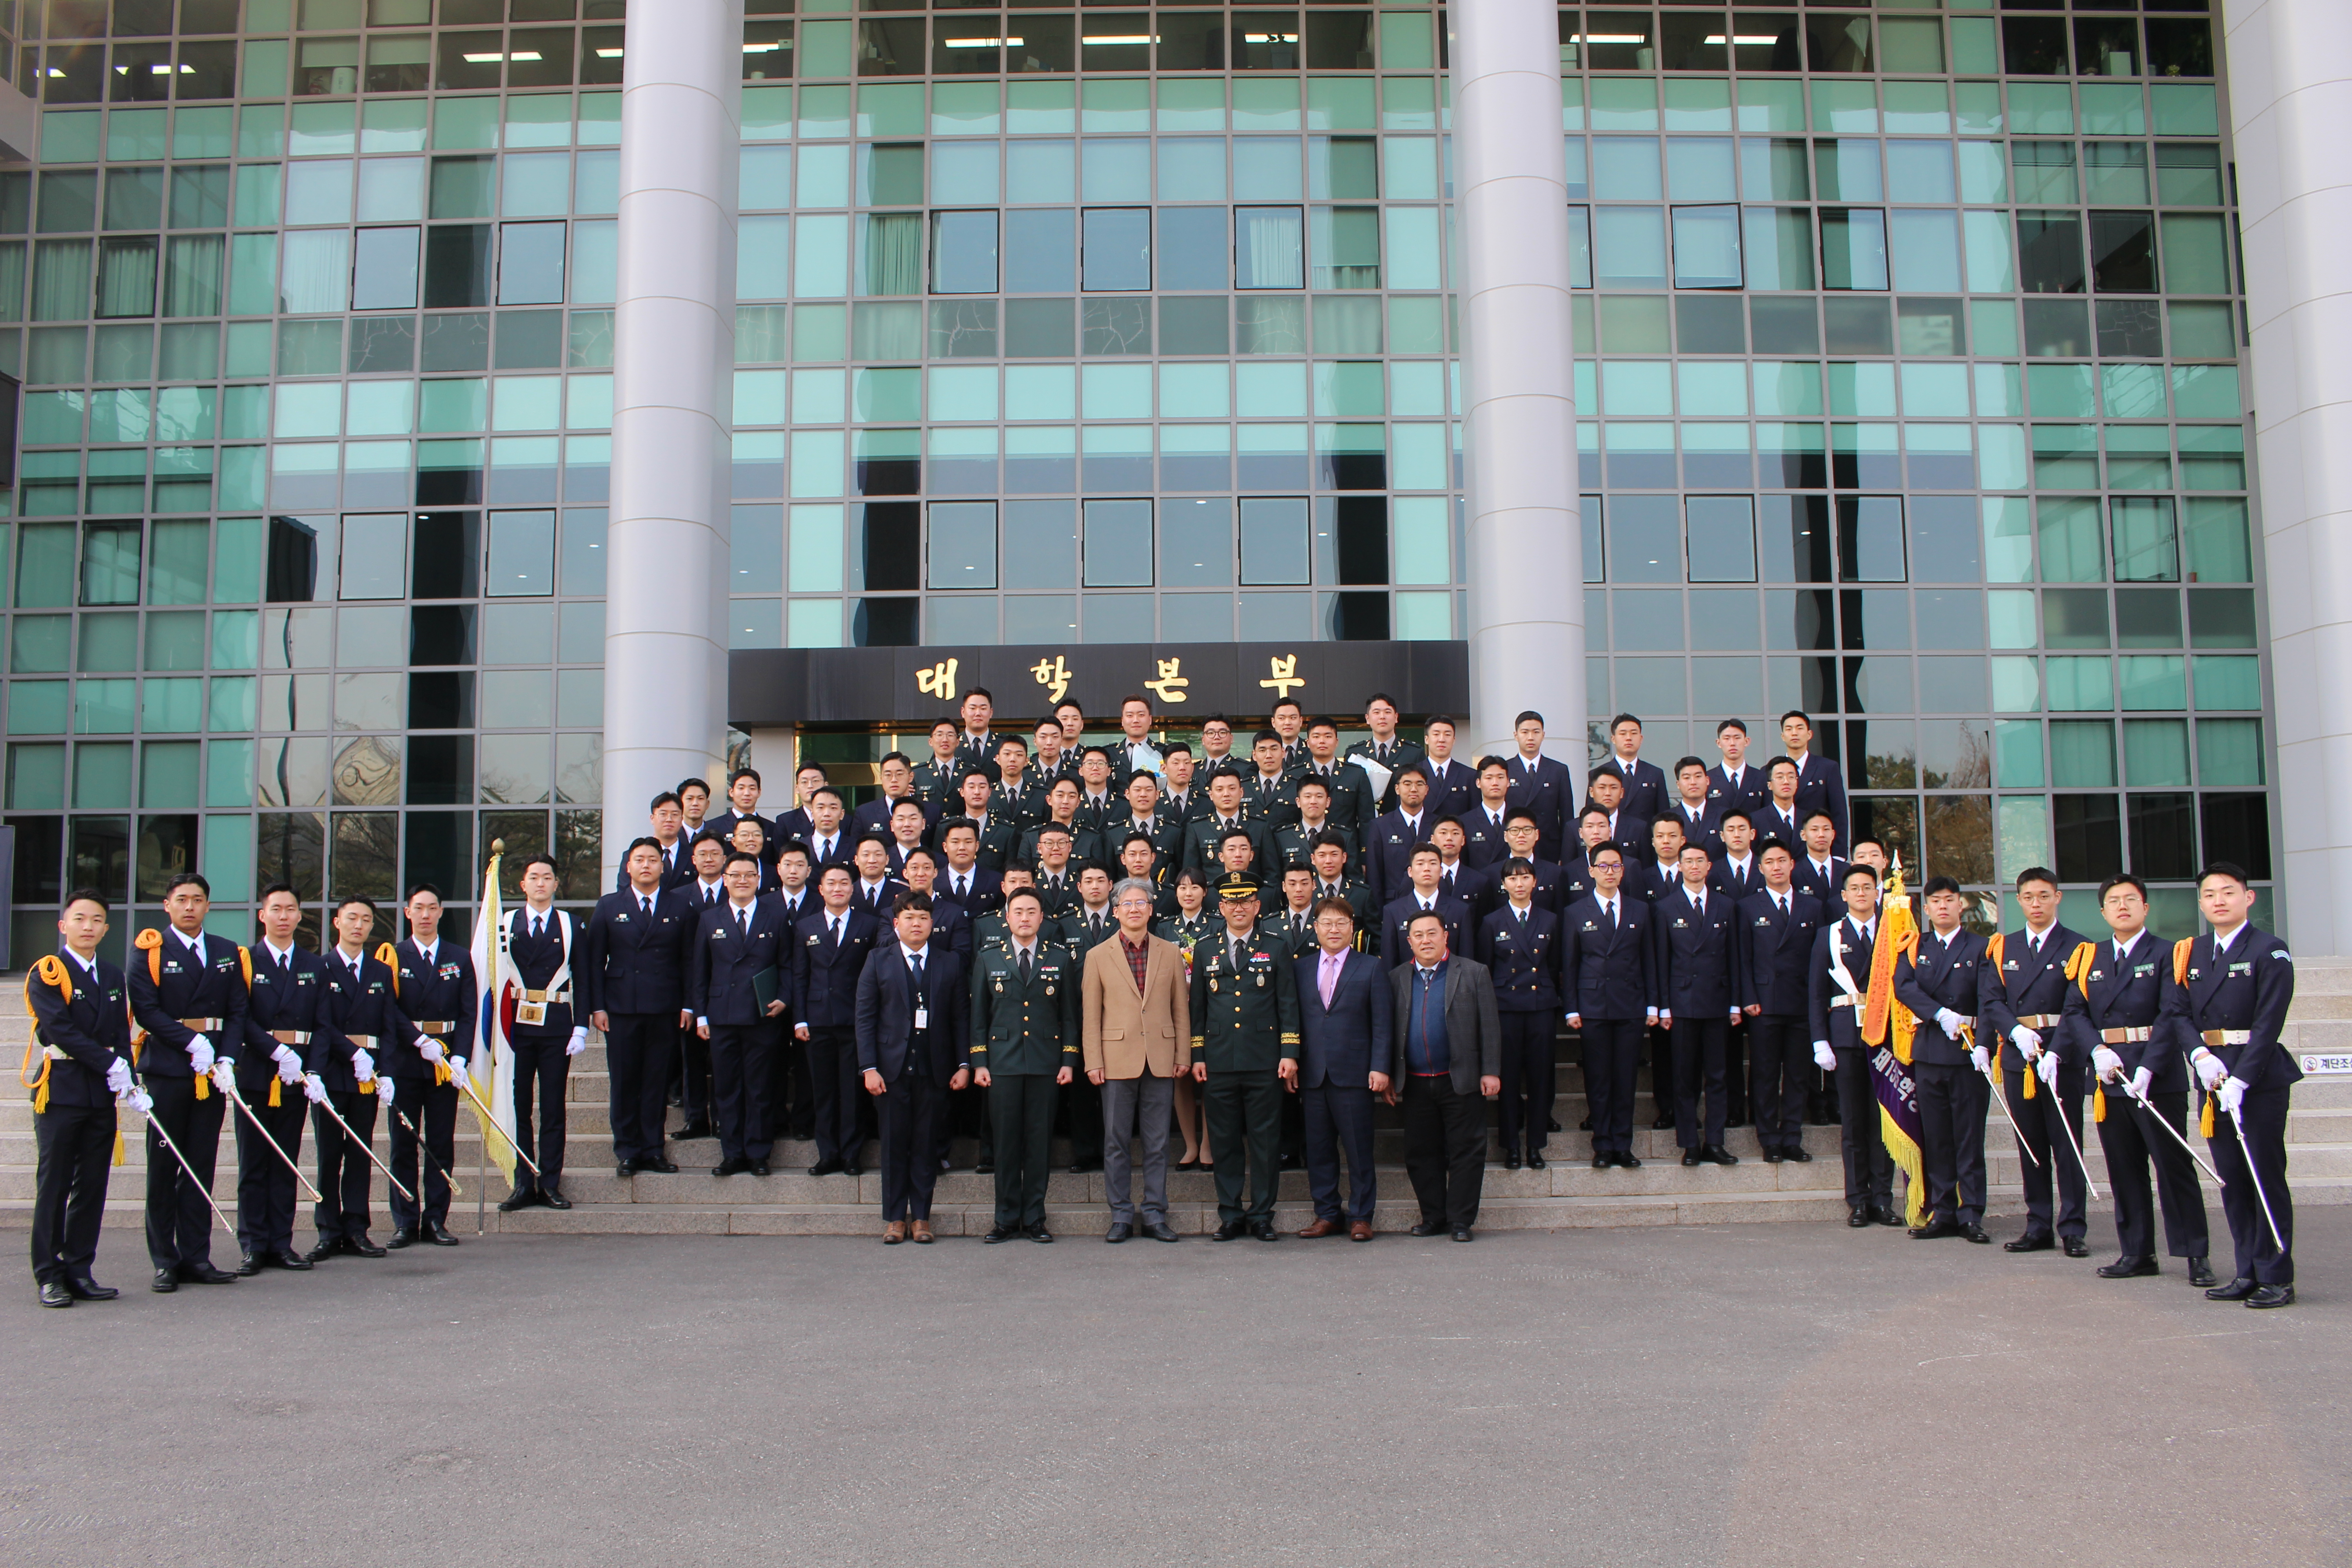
{"left": 2066, "top": 942, "right": 2105, "bottom": 1122}
{"left": 376, "top": 942, "right": 446, "bottom": 1084}
{"left": 21, "top": 957, "right": 68, "bottom": 1114}
{"left": 2175, "top": 938, "right": 2216, "bottom": 1135}
{"left": 132, "top": 927, "right": 206, "bottom": 1098}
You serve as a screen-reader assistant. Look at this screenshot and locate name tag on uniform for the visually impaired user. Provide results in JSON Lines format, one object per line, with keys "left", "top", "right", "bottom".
{"left": 2004, "top": 959, "right": 2019, "bottom": 970}
{"left": 2089, "top": 970, "right": 2105, "bottom": 982}
{"left": 914, "top": 1007, "right": 929, "bottom": 1030}
{"left": 615, "top": 912, "right": 630, "bottom": 923}
{"left": 2134, "top": 964, "right": 2154, "bottom": 977}
{"left": 2230, "top": 960, "right": 2252, "bottom": 975}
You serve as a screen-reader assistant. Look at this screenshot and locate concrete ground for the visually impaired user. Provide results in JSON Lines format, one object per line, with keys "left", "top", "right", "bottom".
{"left": 4, "top": 1208, "right": 2345, "bottom": 1568}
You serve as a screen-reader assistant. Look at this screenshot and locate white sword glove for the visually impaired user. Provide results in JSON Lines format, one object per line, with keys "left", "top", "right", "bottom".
{"left": 208, "top": 1061, "right": 236, "bottom": 1095}
{"left": 2010, "top": 1025, "right": 2042, "bottom": 1057}
{"left": 1935, "top": 1008, "right": 1965, "bottom": 1040}
{"left": 303, "top": 1072, "right": 329, "bottom": 1104}
{"left": 2034, "top": 1049, "right": 2060, "bottom": 1088}
{"left": 1812, "top": 1041, "right": 1837, "bottom": 1072}
{"left": 104, "top": 1058, "right": 132, "bottom": 1096}
{"left": 2218, "top": 1076, "right": 2248, "bottom": 1117}
{"left": 419, "top": 1037, "right": 447, "bottom": 1062}
{"left": 2091, "top": 1045, "right": 2124, "bottom": 1080}
{"left": 2192, "top": 1049, "right": 2228, "bottom": 1091}
{"left": 350, "top": 1049, "right": 376, "bottom": 1083}
{"left": 2127, "top": 1066, "right": 2152, "bottom": 1100}
{"left": 126, "top": 1085, "right": 154, "bottom": 1114}
{"left": 377, "top": 1075, "right": 395, "bottom": 1107}
{"left": 565, "top": 1026, "right": 588, "bottom": 1058}
{"left": 449, "top": 1057, "right": 470, "bottom": 1091}
{"left": 1969, "top": 1044, "right": 1990, "bottom": 1074}
{"left": 276, "top": 1054, "right": 305, "bottom": 1085}
{"left": 186, "top": 1036, "right": 215, "bottom": 1074}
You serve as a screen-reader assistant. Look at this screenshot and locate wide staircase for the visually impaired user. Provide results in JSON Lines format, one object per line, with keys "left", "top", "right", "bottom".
{"left": 7, "top": 962, "right": 2348, "bottom": 1239}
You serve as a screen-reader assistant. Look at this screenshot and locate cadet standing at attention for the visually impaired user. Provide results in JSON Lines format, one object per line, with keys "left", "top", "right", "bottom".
{"left": 26, "top": 890, "right": 136, "bottom": 1308}
{"left": 967, "top": 887, "right": 1080, "bottom": 1242}
{"left": 1190, "top": 873, "right": 1302, "bottom": 1242}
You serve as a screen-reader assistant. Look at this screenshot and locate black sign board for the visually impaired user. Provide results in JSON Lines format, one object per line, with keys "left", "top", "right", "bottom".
{"left": 728, "top": 641, "right": 1469, "bottom": 727}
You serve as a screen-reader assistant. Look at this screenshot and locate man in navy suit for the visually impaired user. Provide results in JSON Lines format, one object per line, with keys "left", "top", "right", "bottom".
{"left": 1459, "top": 757, "right": 1519, "bottom": 872}
{"left": 1479, "top": 858, "right": 1563, "bottom": 1171}
{"left": 1665, "top": 757, "right": 1722, "bottom": 859}
{"left": 935, "top": 823, "right": 1003, "bottom": 916}
{"left": 236, "top": 883, "right": 326, "bottom": 1274}
{"left": 1380, "top": 844, "right": 1472, "bottom": 963}
{"left": 1599, "top": 713, "right": 1670, "bottom": 823}
{"left": 1977, "top": 866, "right": 2093, "bottom": 1256}
{"left": 2165, "top": 862, "right": 2298, "bottom": 1307}
{"left": 1364, "top": 760, "right": 1436, "bottom": 911}
{"left": 790, "top": 862, "right": 883, "bottom": 1176}
{"left": 1504, "top": 710, "right": 1578, "bottom": 861}
{"left": 2066, "top": 872, "right": 2212, "bottom": 1287}
{"left": 1294, "top": 898, "right": 1393, "bottom": 1240}
{"left": 1779, "top": 711, "right": 1849, "bottom": 855}
{"left": 584, "top": 836, "right": 695, "bottom": 1180}
{"left": 856, "top": 891, "right": 971, "bottom": 1244}
{"left": 1809, "top": 864, "right": 1901, "bottom": 1228}
{"left": 309, "top": 897, "right": 417, "bottom": 1261}
{"left": 1791, "top": 813, "right": 1849, "bottom": 907}
{"left": 613, "top": 791, "right": 697, "bottom": 892}
{"left": 705, "top": 767, "right": 775, "bottom": 848}
{"left": 1895, "top": 874, "right": 1995, "bottom": 1243}
{"left": 853, "top": 751, "right": 943, "bottom": 845}
{"left": 496, "top": 855, "right": 583, "bottom": 1212}
{"left": 1753, "top": 756, "right": 1807, "bottom": 851}
{"left": 382, "top": 882, "right": 476, "bottom": 1249}
{"left": 689, "top": 853, "right": 792, "bottom": 1177}
{"left": 1656, "top": 843, "right": 1742, "bottom": 1168}
{"left": 1707, "top": 718, "right": 1772, "bottom": 817}
{"left": 1559, "top": 844, "right": 1655, "bottom": 1169}
{"left": 1737, "top": 843, "right": 1822, "bottom": 1163}
{"left": 26, "top": 889, "right": 136, "bottom": 1308}
{"left": 1417, "top": 716, "right": 1477, "bottom": 821}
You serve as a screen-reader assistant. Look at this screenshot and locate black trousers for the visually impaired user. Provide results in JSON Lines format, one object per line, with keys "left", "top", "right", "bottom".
{"left": 234, "top": 1077, "right": 307, "bottom": 1256}
{"left": 1495, "top": 1010, "right": 1556, "bottom": 1156}
{"left": 144, "top": 1073, "right": 226, "bottom": 1271}
{"left": 802, "top": 1024, "right": 862, "bottom": 1164}
{"left": 604, "top": 1012, "right": 677, "bottom": 1163}
{"left": 1723, "top": 1015, "right": 1749, "bottom": 1124}
{"left": 2004, "top": 1062, "right": 2089, "bottom": 1239}
{"left": 678, "top": 1017, "right": 714, "bottom": 1124}
{"left": 1580, "top": 1018, "right": 1644, "bottom": 1156}
{"left": 987, "top": 1073, "right": 1056, "bottom": 1229}
{"left": 1302, "top": 1083, "right": 1377, "bottom": 1222}
{"left": 1058, "top": 1074, "right": 1104, "bottom": 1167}
{"left": 875, "top": 1063, "right": 946, "bottom": 1221}
{"left": 939, "top": 1082, "right": 989, "bottom": 1167}
{"left": 509, "top": 1035, "right": 572, "bottom": 1191}
{"left": 385, "top": 1078, "right": 459, "bottom": 1230}
{"left": 1914, "top": 1061, "right": 1989, "bottom": 1225}
{"left": 1203, "top": 1068, "right": 1284, "bottom": 1225}
{"left": 1833, "top": 1045, "right": 1894, "bottom": 1208}
{"left": 1748, "top": 1015, "right": 1809, "bottom": 1154}
{"left": 1645, "top": 1019, "right": 1676, "bottom": 1121}
{"left": 777, "top": 1029, "right": 814, "bottom": 1139}
{"left": 707, "top": 1022, "right": 778, "bottom": 1163}
{"left": 1401, "top": 1073, "right": 1486, "bottom": 1229}
{"left": 1671, "top": 1012, "right": 1730, "bottom": 1150}
{"left": 311, "top": 1089, "right": 380, "bottom": 1241}
{"left": 32, "top": 1102, "right": 113, "bottom": 1284}
{"left": 2100, "top": 1087, "right": 2208, "bottom": 1263}
{"left": 2210, "top": 1087, "right": 2293, "bottom": 1285}
{"left": 1279, "top": 1084, "right": 1305, "bottom": 1163}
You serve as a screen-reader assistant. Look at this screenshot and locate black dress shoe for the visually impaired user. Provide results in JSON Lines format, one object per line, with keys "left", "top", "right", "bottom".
{"left": 539, "top": 1188, "right": 571, "bottom": 1210}
{"left": 1784, "top": 1147, "right": 1813, "bottom": 1163}
{"left": 974, "top": 1161, "right": 995, "bottom": 1175}
{"left": 64, "top": 1275, "right": 117, "bottom": 1301}
{"left": 615, "top": 1160, "right": 637, "bottom": 1179}
{"left": 1452, "top": 1227, "right": 1474, "bottom": 1242}
{"left": 1144, "top": 1221, "right": 1180, "bottom": 1242}
{"left": 808, "top": 1157, "right": 843, "bottom": 1176}
{"left": 1725, "top": 1117, "right": 1749, "bottom": 1130}
{"left": 1613, "top": 1152, "right": 1642, "bottom": 1169}
{"left": 424, "top": 1225, "right": 460, "bottom": 1247}
{"left": 1911, "top": 1219, "right": 1959, "bottom": 1240}
{"left": 843, "top": 1162, "right": 863, "bottom": 1177}
{"left": 1872, "top": 1205, "right": 1905, "bottom": 1227}
{"left": 711, "top": 1157, "right": 743, "bottom": 1178}
{"left": 2188, "top": 1258, "right": 2216, "bottom": 1288}
{"left": 1249, "top": 1220, "right": 1279, "bottom": 1242}
{"left": 749, "top": 1161, "right": 771, "bottom": 1177}
{"left": 1847, "top": 1207, "right": 1871, "bottom": 1228}
{"left": 1526, "top": 1153, "right": 1547, "bottom": 1171}
{"left": 387, "top": 1228, "right": 417, "bottom": 1250}
{"left": 1504, "top": 1152, "right": 1522, "bottom": 1171}
{"left": 1682, "top": 1149, "right": 1702, "bottom": 1167}
{"left": 640, "top": 1156, "right": 678, "bottom": 1175}
{"left": 1961, "top": 1224, "right": 1992, "bottom": 1244}
{"left": 1175, "top": 1158, "right": 1200, "bottom": 1171}
{"left": 2004, "top": 1232, "right": 2056, "bottom": 1253}
{"left": 181, "top": 1262, "right": 240, "bottom": 1283}
{"left": 496, "top": 1189, "right": 540, "bottom": 1212}
{"left": 236, "top": 1252, "right": 264, "bottom": 1276}
{"left": 1578, "top": 1116, "right": 1592, "bottom": 1132}
{"left": 302, "top": 1239, "right": 338, "bottom": 1264}
{"left": 1409, "top": 1221, "right": 1443, "bottom": 1237}
{"left": 271, "top": 1249, "right": 314, "bottom": 1271}
{"left": 1760, "top": 1147, "right": 1784, "bottom": 1163}
{"left": 1212, "top": 1219, "right": 1250, "bottom": 1241}
{"left": 2099, "top": 1256, "right": 2159, "bottom": 1279}
{"left": 1548, "top": 1117, "right": 1563, "bottom": 1133}
{"left": 1029, "top": 1226, "right": 1055, "bottom": 1244}
{"left": 40, "top": 1281, "right": 77, "bottom": 1308}
{"left": 1701, "top": 1145, "right": 1739, "bottom": 1166}
{"left": 985, "top": 1225, "right": 1016, "bottom": 1243}
{"left": 2246, "top": 1284, "right": 2295, "bottom": 1309}
{"left": 1592, "top": 1155, "right": 1612, "bottom": 1170}
{"left": 1103, "top": 1221, "right": 1133, "bottom": 1243}
{"left": 673, "top": 1121, "right": 716, "bottom": 1140}
{"left": 2062, "top": 1236, "right": 2089, "bottom": 1258}
{"left": 152, "top": 1268, "right": 179, "bottom": 1293}
{"left": 1279, "top": 1152, "right": 1303, "bottom": 1170}
{"left": 345, "top": 1235, "right": 387, "bottom": 1258}
{"left": 2205, "top": 1275, "right": 2258, "bottom": 1301}
{"left": 1652, "top": 1115, "right": 1676, "bottom": 1130}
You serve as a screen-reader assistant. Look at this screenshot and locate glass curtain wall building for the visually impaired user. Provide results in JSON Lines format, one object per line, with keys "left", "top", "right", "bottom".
{"left": 0, "top": 0, "right": 2271, "bottom": 959}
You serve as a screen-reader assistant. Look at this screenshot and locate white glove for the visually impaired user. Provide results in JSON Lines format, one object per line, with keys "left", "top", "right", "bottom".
{"left": 449, "top": 1058, "right": 470, "bottom": 1091}
{"left": 1813, "top": 1041, "right": 1838, "bottom": 1072}
{"left": 2192, "top": 1049, "right": 2228, "bottom": 1091}
{"left": 377, "top": 1076, "right": 395, "bottom": 1107}
{"left": 1969, "top": 1044, "right": 1991, "bottom": 1074}
{"left": 187, "top": 1035, "right": 215, "bottom": 1074}
{"left": 1936, "top": 1008, "right": 1965, "bottom": 1040}
{"left": 303, "top": 1072, "right": 328, "bottom": 1105}
{"left": 2218, "top": 1076, "right": 2248, "bottom": 1117}
{"left": 208, "top": 1061, "right": 236, "bottom": 1095}
{"left": 2034, "top": 1050, "right": 2060, "bottom": 1088}
{"left": 126, "top": 1086, "right": 154, "bottom": 1114}
{"left": 2127, "top": 1066, "right": 2152, "bottom": 1101}
{"left": 276, "top": 1054, "right": 305, "bottom": 1085}
{"left": 350, "top": 1048, "right": 376, "bottom": 1083}
{"left": 104, "top": 1058, "right": 132, "bottom": 1096}
{"left": 419, "top": 1037, "right": 447, "bottom": 1063}
{"left": 2091, "top": 1045, "right": 2125, "bottom": 1081}
{"left": 565, "top": 1027, "right": 588, "bottom": 1058}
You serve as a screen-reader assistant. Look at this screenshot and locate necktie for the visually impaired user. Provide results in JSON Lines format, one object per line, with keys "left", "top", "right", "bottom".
{"left": 531, "top": 914, "right": 543, "bottom": 939}
{"left": 830, "top": 917, "right": 841, "bottom": 946}
{"left": 737, "top": 908, "right": 749, "bottom": 937}
{"left": 1019, "top": 949, "right": 1033, "bottom": 983}
{"left": 908, "top": 952, "right": 925, "bottom": 1004}
{"left": 1604, "top": 901, "right": 1616, "bottom": 929}
{"left": 1776, "top": 894, "right": 1788, "bottom": 917}
{"left": 1517, "top": 909, "right": 1528, "bottom": 929}
{"left": 277, "top": 949, "right": 290, "bottom": 977}
{"left": 1692, "top": 893, "right": 1704, "bottom": 916}
{"left": 1232, "top": 939, "right": 1246, "bottom": 970}
{"left": 641, "top": 897, "right": 653, "bottom": 919}
{"left": 1319, "top": 954, "right": 1339, "bottom": 1007}
{"left": 955, "top": 876, "right": 968, "bottom": 901}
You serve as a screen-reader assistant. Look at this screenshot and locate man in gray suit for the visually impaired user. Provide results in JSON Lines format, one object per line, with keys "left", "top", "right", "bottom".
{"left": 1388, "top": 910, "right": 1502, "bottom": 1240}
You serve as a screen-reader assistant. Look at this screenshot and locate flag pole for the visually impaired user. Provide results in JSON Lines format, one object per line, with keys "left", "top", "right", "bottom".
{"left": 477, "top": 838, "right": 502, "bottom": 1236}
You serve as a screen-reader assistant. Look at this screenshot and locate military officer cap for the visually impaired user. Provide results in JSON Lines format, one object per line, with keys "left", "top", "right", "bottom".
{"left": 1215, "top": 872, "right": 1264, "bottom": 902}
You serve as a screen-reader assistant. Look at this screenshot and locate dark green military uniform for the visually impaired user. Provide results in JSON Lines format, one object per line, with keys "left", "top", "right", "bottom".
{"left": 942, "top": 810, "right": 1023, "bottom": 873}
{"left": 1189, "top": 877, "right": 1303, "bottom": 1233}
{"left": 969, "top": 937, "right": 1081, "bottom": 1236}
{"left": 1273, "top": 819, "right": 1362, "bottom": 877}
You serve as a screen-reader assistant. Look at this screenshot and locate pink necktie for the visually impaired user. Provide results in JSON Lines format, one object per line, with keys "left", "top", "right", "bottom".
{"left": 1319, "top": 954, "right": 1340, "bottom": 1007}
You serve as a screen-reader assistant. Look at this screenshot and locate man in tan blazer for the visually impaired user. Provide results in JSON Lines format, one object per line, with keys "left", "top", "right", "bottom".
{"left": 1083, "top": 876, "right": 1191, "bottom": 1242}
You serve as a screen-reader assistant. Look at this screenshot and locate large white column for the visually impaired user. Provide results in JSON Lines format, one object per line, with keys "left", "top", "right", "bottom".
{"left": 2224, "top": 0, "right": 2352, "bottom": 951}
{"left": 1451, "top": 0, "right": 1586, "bottom": 762}
{"left": 601, "top": 0, "right": 743, "bottom": 886}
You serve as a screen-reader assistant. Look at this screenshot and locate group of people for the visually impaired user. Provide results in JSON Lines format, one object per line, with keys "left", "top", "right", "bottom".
{"left": 23, "top": 691, "right": 2301, "bottom": 1309}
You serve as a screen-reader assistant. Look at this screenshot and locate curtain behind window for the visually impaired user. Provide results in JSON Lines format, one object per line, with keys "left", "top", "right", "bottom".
{"left": 860, "top": 212, "right": 925, "bottom": 296}
{"left": 97, "top": 237, "right": 158, "bottom": 318}
{"left": 31, "top": 239, "right": 92, "bottom": 322}
{"left": 1237, "top": 206, "right": 1302, "bottom": 289}
{"left": 162, "top": 235, "right": 223, "bottom": 317}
